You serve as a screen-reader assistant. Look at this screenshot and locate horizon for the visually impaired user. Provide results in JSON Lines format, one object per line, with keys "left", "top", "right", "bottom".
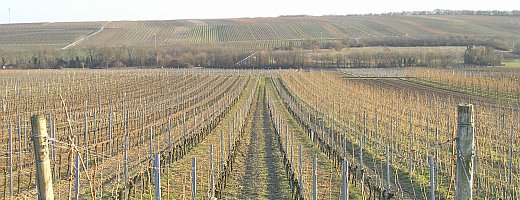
{"left": 2, "top": 0, "right": 520, "bottom": 24}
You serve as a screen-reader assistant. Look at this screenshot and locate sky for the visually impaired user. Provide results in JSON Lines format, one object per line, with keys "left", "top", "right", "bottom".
{"left": 1, "top": 0, "right": 519, "bottom": 24}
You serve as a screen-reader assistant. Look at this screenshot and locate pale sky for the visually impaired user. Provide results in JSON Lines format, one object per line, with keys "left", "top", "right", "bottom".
{"left": 1, "top": 0, "right": 519, "bottom": 24}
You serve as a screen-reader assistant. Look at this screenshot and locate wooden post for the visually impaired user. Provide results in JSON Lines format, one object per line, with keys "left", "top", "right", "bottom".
{"left": 17, "top": 117, "right": 21, "bottom": 195}
{"left": 155, "top": 154, "right": 161, "bottom": 200}
{"left": 291, "top": 131, "right": 293, "bottom": 168}
{"left": 192, "top": 157, "right": 196, "bottom": 200}
{"left": 363, "top": 111, "right": 367, "bottom": 147}
{"left": 314, "top": 115, "right": 317, "bottom": 144}
{"left": 299, "top": 144, "right": 303, "bottom": 195}
{"left": 193, "top": 111, "right": 197, "bottom": 145}
{"left": 386, "top": 145, "right": 391, "bottom": 199}
{"left": 342, "top": 158, "right": 348, "bottom": 200}
{"left": 375, "top": 115, "right": 379, "bottom": 148}
{"left": 455, "top": 104, "right": 475, "bottom": 200}
{"left": 227, "top": 122, "right": 231, "bottom": 160}
{"left": 509, "top": 125, "right": 513, "bottom": 190}
{"left": 435, "top": 126, "right": 439, "bottom": 192}
{"left": 168, "top": 118, "right": 172, "bottom": 147}
{"left": 313, "top": 155, "right": 317, "bottom": 200}
{"left": 183, "top": 117, "right": 186, "bottom": 142}
{"left": 74, "top": 151, "right": 80, "bottom": 200}
{"left": 149, "top": 126, "right": 153, "bottom": 159}
{"left": 109, "top": 102, "right": 113, "bottom": 156}
{"left": 409, "top": 112, "right": 413, "bottom": 175}
{"left": 359, "top": 119, "right": 364, "bottom": 197}
{"left": 209, "top": 144, "right": 214, "bottom": 198}
{"left": 7, "top": 122, "right": 12, "bottom": 197}
{"left": 31, "top": 115, "right": 54, "bottom": 199}
{"left": 429, "top": 156, "right": 435, "bottom": 200}
{"left": 49, "top": 113, "right": 56, "bottom": 184}
{"left": 220, "top": 130, "right": 224, "bottom": 174}
{"left": 84, "top": 111, "right": 89, "bottom": 170}
{"left": 286, "top": 125, "right": 289, "bottom": 157}
{"left": 231, "top": 115, "right": 235, "bottom": 148}
{"left": 124, "top": 134, "right": 128, "bottom": 200}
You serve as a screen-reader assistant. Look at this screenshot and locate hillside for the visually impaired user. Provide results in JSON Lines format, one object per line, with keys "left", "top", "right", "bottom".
{"left": 0, "top": 15, "right": 519, "bottom": 51}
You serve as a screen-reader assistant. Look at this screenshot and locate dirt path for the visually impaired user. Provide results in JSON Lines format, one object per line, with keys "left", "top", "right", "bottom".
{"left": 61, "top": 21, "right": 110, "bottom": 49}
{"left": 223, "top": 80, "right": 291, "bottom": 199}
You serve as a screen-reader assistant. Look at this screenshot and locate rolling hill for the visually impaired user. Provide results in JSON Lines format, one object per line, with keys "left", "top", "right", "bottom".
{"left": 0, "top": 15, "right": 519, "bottom": 52}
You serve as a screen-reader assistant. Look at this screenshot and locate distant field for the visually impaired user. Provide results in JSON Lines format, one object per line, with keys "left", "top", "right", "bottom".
{"left": 504, "top": 60, "right": 520, "bottom": 67}
{"left": 0, "top": 15, "right": 519, "bottom": 51}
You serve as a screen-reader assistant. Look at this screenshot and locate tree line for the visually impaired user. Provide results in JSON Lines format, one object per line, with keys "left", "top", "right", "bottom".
{"left": 0, "top": 42, "right": 503, "bottom": 69}
{"left": 325, "top": 9, "right": 520, "bottom": 17}
{"left": 464, "top": 45, "right": 502, "bottom": 66}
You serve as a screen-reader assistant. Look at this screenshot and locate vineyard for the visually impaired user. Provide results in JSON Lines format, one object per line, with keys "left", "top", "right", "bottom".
{"left": 1, "top": 15, "right": 519, "bottom": 51}
{"left": 0, "top": 68, "right": 518, "bottom": 199}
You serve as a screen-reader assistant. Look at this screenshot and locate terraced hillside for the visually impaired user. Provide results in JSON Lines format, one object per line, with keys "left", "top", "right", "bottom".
{"left": 0, "top": 15, "right": 518, "bottom": 51}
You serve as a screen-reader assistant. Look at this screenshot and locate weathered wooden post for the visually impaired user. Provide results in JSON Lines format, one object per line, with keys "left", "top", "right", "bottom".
{"left": 313, "top": 155, "right": 317, "bottom": 200}
{"left": 509, "top": 125, "right": 513, "bottom": 190}
{"left": 209, "top": 144, "right": 214, "bottom": 198}
{"left": 149, "top": 126, "right": 154, "bottom": 159}
{"left": 363, "top": 110, "right": 367, "bottom": 147}
{"left": 31, "top": 115, "right": 54, "bottom": 199}
{"left": 286, "top": 125, "right": 289, "bottom": 156}
{"left": 8, "top": 122, "right": 12, "bottom": 197}
{"left": 155, "top": 153, "right": 161, "bottom": 200}
{"left": 231, "top": 115, "right": 235, "bottom": 147}
{"left": 109, "top": 102, "right": 113, "bottom": 156}
{"left": 17, "top": 117, "right": 22, "bottom": 194}
{"left": 183, "top": 115, "right": 187, "bottom": 142}
{"left": 83, "top": 110, "right": 89, "bottom": 170}
{"left": 455, "top": 104, "right": 475, "bottom": 200}
{"left": 429, "top": 156, "right": 435, "bottom": 200}
{"left": 168, "top": 118, "right": 172, "bottom": 147}
{"left": 227, "top": 122, "right": 231, "bottom": 160}
{"left": 359, "top": 119, "right": 364, "bottom": 197}
{"left": 291, "top": 131, "right": 294, "bottom": 168}
{"left": 193, "top": 110, "right": 197, "bottom": 145}
{"left": 342, "top": 158, "right": 348, "bottom": 200}
{"left": 192, "top": 157, "right": 196, "bottom": 200}
{"left": 409, "top": 112, "right": 413, "bottom": 175}
{"left": 386, "top": 145, "right": 391, "bottom": 199}
{"left": 220, "top": 130, "right": 224, "bottom": 174}
{"left": 49, "top": 113, "right": 56, "bottom": 184}
{"left": 74, "top": 151, "right": 80, "bottom": 200}
{"left": 299, "top": 144, "right": 303, "bottom": 195}
{"left": 124, "top": 134, "right": 128, "bottom": 200}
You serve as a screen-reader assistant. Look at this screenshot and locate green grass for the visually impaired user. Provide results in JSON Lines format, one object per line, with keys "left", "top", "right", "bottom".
{"left": 503, "top": 61, "right": 520, "bottom": 68}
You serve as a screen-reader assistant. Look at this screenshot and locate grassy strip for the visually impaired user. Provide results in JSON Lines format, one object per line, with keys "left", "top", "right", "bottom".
{"left": 222, "top": 78, "right": 292, "bottom": 198}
